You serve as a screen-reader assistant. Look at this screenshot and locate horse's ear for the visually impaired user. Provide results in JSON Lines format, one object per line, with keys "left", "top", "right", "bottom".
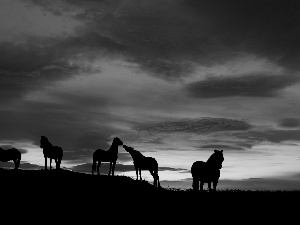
{"left": 214, "top": 150, "right": 217, "bottom": 153}
{"left": 221, "top": 150, "right": 223, "bottom": 152}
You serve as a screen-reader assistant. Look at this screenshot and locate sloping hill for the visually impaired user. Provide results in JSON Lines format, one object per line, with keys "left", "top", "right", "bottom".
{"left": 0, "top": 168, "right": 299, "bottom": 222}
{"left": 0, "top": 168, "right": 161, "bottom": 195}
{"left": 1, "top": 168, "right": 299, "bottom": 213}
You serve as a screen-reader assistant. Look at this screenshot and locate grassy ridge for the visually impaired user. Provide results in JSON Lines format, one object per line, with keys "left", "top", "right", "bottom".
{"left": 1, "top": 168, "right": 298, "bottom": 220}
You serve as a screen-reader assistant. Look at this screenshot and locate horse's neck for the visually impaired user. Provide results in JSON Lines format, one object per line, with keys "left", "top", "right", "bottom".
{"left": 45, "top": 141, "right": 53, "bottom": 148}
{"left": 43, "top": 142, "right": 53, "bottom": 154}
{"left": 206, "top": 154, "right": 220, "bottom": 168}
{"left": 132, "top": 150, "right": 144, "bottom": 159}
{"left": 108, "top": 142, "right": 118, "bottom": 153}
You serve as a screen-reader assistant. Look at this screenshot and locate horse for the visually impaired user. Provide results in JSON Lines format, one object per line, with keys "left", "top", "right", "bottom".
{"left": 191, "top": 150, "right": 224, "bottom": 192}
{"left": 40, "top": 136, "right": 64, "bottom": 170}
{"left": 92, "top": 137, "right": 123, "bottom": 176}
{"left": 123, "top": 145, "right": 160, "bottom": 187}
{"left": 0, "top": 147, "right": 21, "bottom": 170}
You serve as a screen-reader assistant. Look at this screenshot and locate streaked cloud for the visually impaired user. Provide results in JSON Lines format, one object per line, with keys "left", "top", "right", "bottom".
{"left": 133, "top": 118, "right": 252, "bottom": 134}
{"left": 25, "top": 0, "right": 300, "bottom": 81}
{"left": 185, "top": 73, "right": 300, "bottom": 98}
{"left": 278, "top": 118, "right": 300, "bottom": 128}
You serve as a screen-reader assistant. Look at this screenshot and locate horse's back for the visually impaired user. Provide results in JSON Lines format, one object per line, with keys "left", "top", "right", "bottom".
{"left": 54, "top": 146, "right": 63, "bottom": 157}
{"left": 12, "top": 148, "right": 21, "bottom": 159}
{"left": 0, "top": 148, "right": 21, "bottom": 161}
{"left": 45, "top": 146, "right": 63, "bottom": 159}
{"left": 192, "top": 161, "right": 221, "bottom": 182}
{"left": 191, "top": 161, "right": 206, "bottom": 177}
{"left": 138, "top": 157, "right": 158, "bottom": 170}
{"left": 93, "top": 149, "right": 116, "bottom": 162}
{"left": 130, "top": 150, "right": 144, "bottom": 161}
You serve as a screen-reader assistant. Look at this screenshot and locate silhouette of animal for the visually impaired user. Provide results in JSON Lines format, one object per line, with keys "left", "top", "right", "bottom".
{"left": 40, "top": 136, "right": 63, "bottom": 170}
{"left": 191, "top": 150, "right": 224, "bottom": 192}
{"left": 0, "top": 147, "right": 21, "bottom": 170}
{"left": 92, "top": 137, "right": 123, "bottom": 176}
{"left": 123, "top": 145, "right": 160, "bottom": 187}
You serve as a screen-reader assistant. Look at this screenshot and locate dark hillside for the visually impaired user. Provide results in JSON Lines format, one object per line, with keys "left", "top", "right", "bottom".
{"left": 0, "top": 168, "right": 298, "bottom": 221}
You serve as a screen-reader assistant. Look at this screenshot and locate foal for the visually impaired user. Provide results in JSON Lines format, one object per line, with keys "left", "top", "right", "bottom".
{"left": 123, "top": 145, "right": 160, "bottom": 187}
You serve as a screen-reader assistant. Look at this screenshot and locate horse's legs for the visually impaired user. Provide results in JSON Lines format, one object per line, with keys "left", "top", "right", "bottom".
{"left": 139, "top": 168, "right": 142, "bottom": 180}
{"left": 193, "top": 178, "right": 199, "bottom": 191}
{"left": 213, "top": 180, "right": 218, "bottom": 192}
{"left": 112, "top": 161, "right": 116, "bottom": 176}
{"left": 92, "top": 158, "right": 97, "bottom": 175}
{"left": 54, "top": 159, "right": 57, "bottom": 169}
{"left": 149, "top": 170, "right": 155, "bottom": 185}
{"left": 156, "top": 172, "right": 160, "bottom": 187}
{"left": 135, "top": 167, "right": 139, "bottom": 180}
{"left": 97, "top": 161, "right": 101, "bottom": 175}
{"left": 150, "top": 170, "right": 159, "bottom": 187}
{"left": 17, "top": 159, "right": 20, "bottom": 169}
{"left": 45, "top": 157, "right": 47, "bottom": 170}
{"left": 200, "top": 181, "right": 204, "bottom": 192}
{"left": 14, "top": 159, "right": 20, "bottom": 170}
{"left": 208, "top": 182, "right": 212, "bottom": 192}
{"left": 108, "top": 162, "right": 112, "bottom": 176}
{"left": 50, "top": 158, "right": 52, "bottom": 170}
{"left": 13, "top": 159, "right": 17, "bottom": 170}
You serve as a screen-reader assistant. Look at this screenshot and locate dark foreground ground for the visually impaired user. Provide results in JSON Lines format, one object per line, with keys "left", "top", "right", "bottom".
{"left": 1, "top": 168, "right": 298, "bottom": 222}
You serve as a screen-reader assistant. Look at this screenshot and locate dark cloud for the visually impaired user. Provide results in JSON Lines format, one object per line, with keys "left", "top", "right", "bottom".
{"left": 159, "top": 167, "right": 187, "bottom": 172}
{"left": 278, "top": 118, "right": 300, "bottom": 128}
{"left": 258, "top": 129, "right": 300, "bottom": 143}
{"left": 27, "top": 0, "right": 300, "bottom": 81}
{"left": 183, "top": 0, "right": 300, "bottom": 70}
{"left": 201, "top": 144, "right": 244, "bottom": 151}
{"left": 70, "top": 162, "right": 185, "bottom": 174}
{"left": 134, "top": 117, "right": 252, "bottom": 134}
{"left": 234, "top": 129, "right": 300, "bottom": 144}
{"left": 185, "top": 73, "right": 299, "bottom": 98}
{"left": 0, "top": 38, "right": 103, "bottom": 103}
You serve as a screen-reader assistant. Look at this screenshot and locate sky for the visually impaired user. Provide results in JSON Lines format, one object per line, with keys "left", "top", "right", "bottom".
{"left": 1, "top": 0, "right": 300, "bottom": 190}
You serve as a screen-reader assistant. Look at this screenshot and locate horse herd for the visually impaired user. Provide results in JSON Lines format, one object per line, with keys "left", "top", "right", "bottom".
{"left": 0, "top": 136, "right": 224, "bottom": 192}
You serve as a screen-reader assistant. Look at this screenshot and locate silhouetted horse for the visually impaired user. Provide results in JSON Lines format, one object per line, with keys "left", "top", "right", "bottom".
{"left": 40, "top": 136, "right": 63, "bottom": 170}
{"left": 0, "top": 147, "right": 21, "bottom": 170}
{"left": 123, "top": 145, "right": 160, "bottom": 187}
{"left": 92, "top": 137, "right": 123, "bottom": 176}
{"left": 191, "top": 150, "right": 224, "bottom": 192}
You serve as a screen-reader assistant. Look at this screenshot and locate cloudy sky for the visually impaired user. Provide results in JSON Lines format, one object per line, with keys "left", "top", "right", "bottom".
{"left": 1, "top": 0, "right": 300, "bottom": 190}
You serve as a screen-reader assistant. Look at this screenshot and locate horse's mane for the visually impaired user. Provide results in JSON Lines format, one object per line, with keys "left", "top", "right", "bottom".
{"left": 40, "top": 136, "right": 52, "bottom": 148}
{"left": 206, "top": 150, "right": 224, "bottom": 168}
{"left": 110, "top": 137, "right": 123, "bottom": 148}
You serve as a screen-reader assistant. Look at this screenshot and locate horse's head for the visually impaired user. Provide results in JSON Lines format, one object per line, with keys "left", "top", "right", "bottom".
{"left": 113, "top": 137, "right": 123, "bottom": 146}
{"left": 40, "top": 136, "right": 49, "bottom": 149}
{"left": 207, "top": 150, "right": 224, "bottom": 169}
{"left": 123, "top": 145, "right": 133, "bottom": 153}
